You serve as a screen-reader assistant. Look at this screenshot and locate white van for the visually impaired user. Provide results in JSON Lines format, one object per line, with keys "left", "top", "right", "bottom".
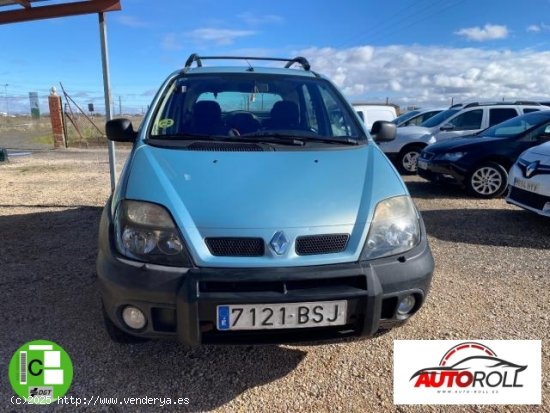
{"left": 352, "top": 103, "right": 397, "bottom": 130}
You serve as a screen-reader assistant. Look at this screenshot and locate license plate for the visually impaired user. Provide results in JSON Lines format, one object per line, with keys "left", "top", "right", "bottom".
{"left": 216, "top": 300, "right": 347, "bottom": 331}
{"left": 417, "top": 160, "right": 428, "bottom": 170}
{"left": 514, "top": 177, "right": 539, "bottom": 193}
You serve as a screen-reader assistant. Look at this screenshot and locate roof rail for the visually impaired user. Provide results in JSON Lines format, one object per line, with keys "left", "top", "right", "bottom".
{"left": 513, "top": 100, "right": 541, "bottom": 106}
{"left": 184, "top": 54, "right": 311, "bottom": 71}
{"left": 460, "top": 101, "right": 542, "bottom": 108}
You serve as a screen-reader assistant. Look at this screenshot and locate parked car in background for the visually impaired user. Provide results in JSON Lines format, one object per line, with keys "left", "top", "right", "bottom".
{"left": 352, "top": 103, "right": 397, "bottom": 130}
{"left": 417, "top": 111, "right": 550, "bottom": 198}
{"left": 506, "top": 141, "right": 550, "bottom": 216}
{"left": 97, "top": 54, "right": 434, "bottom": 345}
{"left": 426, "top": 101, "right": 547, "bottom": 142}
{"left": 381, "top": 101, "right": 548, "bottom": 175}
{"left": 392, "top": 107, "right": 446, "bottom": 127}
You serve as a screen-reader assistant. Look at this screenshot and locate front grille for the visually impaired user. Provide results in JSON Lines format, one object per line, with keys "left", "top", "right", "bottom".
{"left": 186, "top": 142, "right": 264, "bottom": 152}
{"left": 295, "top": 234, "right": 349, "bottom": 256}
{"left": 509, "top": 186, "right": 550, "bottom": 210}
{"left": 205, "top": 237, "right": 264, "bottom": 257}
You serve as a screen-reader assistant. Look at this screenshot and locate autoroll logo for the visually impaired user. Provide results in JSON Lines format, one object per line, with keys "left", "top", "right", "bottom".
{"left": 411, "top": 342, "right": 526, "bottom": 390}
{"left": 394, "top": 340, "right": 541, "bottom": 405}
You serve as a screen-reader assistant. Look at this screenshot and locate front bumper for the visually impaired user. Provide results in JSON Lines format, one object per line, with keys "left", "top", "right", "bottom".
{"left": 506, "top": 164, "right": 550, "bottom": 217}
{"left": 97, "top": 207, "right": 434, "bottom": 345}
{"left": 417, "top": 159, "right": 467, "bottom": 185}
{"left": 506, "top": 186, "right": 550, "bottom": 217}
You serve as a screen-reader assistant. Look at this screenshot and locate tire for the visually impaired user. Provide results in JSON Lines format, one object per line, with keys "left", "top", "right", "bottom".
{"left": 466, "top": 162, "right": 508, "bottom": 198}
{"left": 398, "top": 145, "right": 424, "bottom": 175}
{"left": 102, "top": 304, "right": 149, "bottom": 344}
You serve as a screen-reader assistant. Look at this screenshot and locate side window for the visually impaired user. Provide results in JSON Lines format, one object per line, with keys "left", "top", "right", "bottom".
{"left": 489, "top": 108, "right": 518, "bottom": 127}
{"left": 523, "top": 122, "right": 550, "bottom": 142}
{"left": 420, "top": 111, "right": 439, "bottom": 123}
{"left": 449, "top": 109, "right": 483, "bottom": 130}
{"left": 535, "top": 123, "right": 550, "bottom": 141}
{"left": 405, "top": 115, "right": 423, "bottom": 126}
{"left": 523, "top": 108, "right": 540, "bottom": 114}
{"left": 408, "top": 111, "right": 437, "bottom": 126}
{"left": 319, "top": 86, "right": 355, "bottom": 136}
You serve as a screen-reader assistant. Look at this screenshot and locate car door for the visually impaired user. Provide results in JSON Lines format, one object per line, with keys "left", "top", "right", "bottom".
{"left": 435, "top": 108, "right": 484, "bottom": 141}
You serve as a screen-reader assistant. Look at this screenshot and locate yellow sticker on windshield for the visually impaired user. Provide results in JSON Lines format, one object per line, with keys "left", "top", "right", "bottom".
{"left": 158, "top": 118, "right": 174, "bottom": 128}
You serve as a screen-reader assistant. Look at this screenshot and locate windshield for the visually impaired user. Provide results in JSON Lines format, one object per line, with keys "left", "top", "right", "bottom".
{"left": 150, "top": 73, "right": 365, "bottom": 141}
{"left": 392, "top": 110, "right": 420, "bottom": 125}
{"left": 421, "top": 108, "right": 459, "bottom": 128}
{"left": 478, "top": 112, "right": 549, "bottom": 138}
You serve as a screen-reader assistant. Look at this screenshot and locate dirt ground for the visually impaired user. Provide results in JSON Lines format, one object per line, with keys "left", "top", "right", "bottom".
{"left": 0, "top": 148, "right": 548, "bottom": 412}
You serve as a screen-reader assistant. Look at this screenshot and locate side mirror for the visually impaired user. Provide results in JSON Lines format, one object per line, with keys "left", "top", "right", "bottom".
{"left": 371, "top": 120, "right": 397, "bottom": 142}
{"left": 106, "top": 118, "right": 137, "bottom": 142}
{"left": 440, "top": 123, "right": 454, "bottom": 131}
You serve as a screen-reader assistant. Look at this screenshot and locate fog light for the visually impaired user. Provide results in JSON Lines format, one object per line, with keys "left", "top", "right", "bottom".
{"left": 122, "top": 306, "right": 146, "bottom": 330}
{"left": 397, "top": 295, "right": 416, "bottom": 316}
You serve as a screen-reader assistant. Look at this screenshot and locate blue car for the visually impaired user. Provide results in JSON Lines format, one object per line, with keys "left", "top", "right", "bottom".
{"left": 97, "top": 54, "right": 434, "bottom": 344}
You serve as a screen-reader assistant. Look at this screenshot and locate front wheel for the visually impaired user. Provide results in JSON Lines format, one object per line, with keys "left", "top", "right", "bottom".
{"left": 466, "top": 162, "right": 508, "bottom": 198}
{"left": 398, "top": 145, "right": 424, "bottom": 175}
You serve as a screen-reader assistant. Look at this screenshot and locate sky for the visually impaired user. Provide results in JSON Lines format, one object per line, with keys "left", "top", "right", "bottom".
{"left": 1, "top": 0, "right": 550, "bottom": 115}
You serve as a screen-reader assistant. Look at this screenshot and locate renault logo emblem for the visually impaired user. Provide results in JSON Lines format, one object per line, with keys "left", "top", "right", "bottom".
{"left": 525, "top": 161, "right": 539, "bottom": 178}
{"left": 270, "top": 231, "right": 289, "bottom": 255}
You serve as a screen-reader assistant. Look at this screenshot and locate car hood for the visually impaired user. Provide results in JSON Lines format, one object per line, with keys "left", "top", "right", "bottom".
{"left": 124, "top": 143, "right": 406, "bottom": 230}
{"left": 426, "top": 135, "right": 505, "bottom": 152}
{"left": 121, "top": 142, "right": 407, "bottom": 267}
{"left": 397, "top": 125, "right": 433, "bottom": 138}
{"left": 530, "top": 141, "right": 550, "bottom": 156}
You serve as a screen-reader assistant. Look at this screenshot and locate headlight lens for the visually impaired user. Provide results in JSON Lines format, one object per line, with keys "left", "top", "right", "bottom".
{"left": 362, "top": 196, "right": 420, "bottom": 259}
{"left": 435, "top": 151, "right": 467, "bottom": 162}
{"left": 114, "top": 200, "right": 191, "bottom": 266}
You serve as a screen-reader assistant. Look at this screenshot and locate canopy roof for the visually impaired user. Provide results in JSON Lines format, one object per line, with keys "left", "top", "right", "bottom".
{"left": 0, "top": 0, "right": 120, "bottom": 24}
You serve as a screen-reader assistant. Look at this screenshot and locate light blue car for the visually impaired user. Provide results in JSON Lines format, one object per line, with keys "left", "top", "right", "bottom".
{"left": 97, "top": 54, "right": 434, "bottom": 344}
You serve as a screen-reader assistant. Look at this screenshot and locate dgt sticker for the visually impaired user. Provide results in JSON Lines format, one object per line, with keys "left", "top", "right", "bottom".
{"left": 8, "top": 340, "right": 73, "bottom": 404}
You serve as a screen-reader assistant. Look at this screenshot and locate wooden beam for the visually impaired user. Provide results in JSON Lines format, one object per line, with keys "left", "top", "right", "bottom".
{"left": 0, "top": 0, "right": 121, "bottom": 24}
{"left": 14, "top": 0, "right": 32, "bottom": 9}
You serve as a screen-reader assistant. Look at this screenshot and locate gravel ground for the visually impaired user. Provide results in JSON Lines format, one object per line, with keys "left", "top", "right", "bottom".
{"left": 0, "top": 148, "right": 548, "bottom": 412}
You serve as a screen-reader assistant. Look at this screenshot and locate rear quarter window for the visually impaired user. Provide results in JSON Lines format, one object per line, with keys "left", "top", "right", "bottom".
{"left": 489, "top": 108, "right": 518, "bottom": 127}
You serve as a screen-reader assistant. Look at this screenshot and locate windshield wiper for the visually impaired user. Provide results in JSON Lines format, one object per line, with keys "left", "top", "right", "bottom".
{"left": 237, "top": 133, "right": 306, "bottom": 146}
{"left": 244, "top": 132, "right": 359, "bottom": 145}
{"left": 302, "top": 136, "right": 360, "bottom": 145}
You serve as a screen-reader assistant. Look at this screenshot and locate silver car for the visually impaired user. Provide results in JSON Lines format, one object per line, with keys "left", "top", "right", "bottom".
{"left": 506, "top": 141, "right": 550, "bottom": 217}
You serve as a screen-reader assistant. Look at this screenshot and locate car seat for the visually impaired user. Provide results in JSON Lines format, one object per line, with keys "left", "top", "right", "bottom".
{"left": 191, "top": 100, "right": 225, "bottom": 135}
{"left": 264, "top": 101, "right": 300, "bottom": 130}
{"left": 227, "top": 112, "right": 261, "bottom": 135}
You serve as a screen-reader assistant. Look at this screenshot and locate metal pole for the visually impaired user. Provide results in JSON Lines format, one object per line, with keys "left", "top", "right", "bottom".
{"left": 3, "top": 84, "right": 8, "bottom": 118}
{"left": 99, "top": 12, "right": 116, "bottom": 192}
